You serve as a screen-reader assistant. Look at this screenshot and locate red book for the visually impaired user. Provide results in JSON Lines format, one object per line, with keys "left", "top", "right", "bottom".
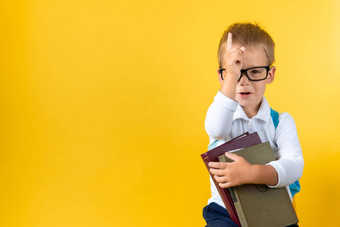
{"left": 201, "top": 132, "right": 262, "bottom": 226}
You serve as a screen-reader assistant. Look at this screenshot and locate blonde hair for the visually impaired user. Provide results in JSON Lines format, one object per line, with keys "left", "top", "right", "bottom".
{"left": 218, "top": 22, "right": 275, "bottom": 67}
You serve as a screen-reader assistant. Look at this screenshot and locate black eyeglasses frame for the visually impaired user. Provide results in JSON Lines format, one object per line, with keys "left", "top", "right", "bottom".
{"left": 219, "top": 66, "right": 271, "bottom": 81}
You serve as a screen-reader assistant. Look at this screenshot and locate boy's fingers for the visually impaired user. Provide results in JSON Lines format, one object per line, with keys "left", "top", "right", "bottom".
{"left": 224, "top": 49, "right": 246, "bottom": 63}
{"left": 214, "top": 175, "right": 227, "bottom": 183}
{"left": 209, "top": 168, "right": 224, "bottom": 176}
{"left": 224, "top": 152, "right": 239, "bottom": 161}
{"left": 208, "top": 161, "right": 225, "bottom": 168}
{"left": 240, "top": 47, "right": 246, "bottom": 53}
{"left": 219, "top": 182, "right": 232, "bottom": 188}
{"left": 226, "top": 32, "right": 232, "bottom": 51}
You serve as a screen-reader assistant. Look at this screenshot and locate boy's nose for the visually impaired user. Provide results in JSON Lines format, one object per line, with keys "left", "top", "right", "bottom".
{"left": 238, "top": 72, "right": 250, "bottom": 85}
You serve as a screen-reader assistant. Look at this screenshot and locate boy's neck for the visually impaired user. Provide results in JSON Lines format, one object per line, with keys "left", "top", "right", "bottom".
{"left": 242, "top": 101, "right": 262, "bottom": 119}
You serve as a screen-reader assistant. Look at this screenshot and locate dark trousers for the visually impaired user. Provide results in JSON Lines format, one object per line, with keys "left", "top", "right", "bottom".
{"left": 203, "top": 202, "right": 299, "bottom": 227}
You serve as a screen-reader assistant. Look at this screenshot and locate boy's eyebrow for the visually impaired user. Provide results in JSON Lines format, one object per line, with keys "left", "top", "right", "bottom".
{"left": 241, "top": 64, "right": 262, "bottom": 68}
{"left": 246, "top": 64, "right": 261, "bottom": 68}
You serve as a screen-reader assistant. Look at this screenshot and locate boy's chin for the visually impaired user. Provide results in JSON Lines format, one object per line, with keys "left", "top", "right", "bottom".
{"left": 236, "top": 98, "right": 253, "bottom": 106}
{"left": 237, "top": 98, "right": 263, "bottom": 112}
{"left": 236, "top": 95, "right": 262, "bottom": 105}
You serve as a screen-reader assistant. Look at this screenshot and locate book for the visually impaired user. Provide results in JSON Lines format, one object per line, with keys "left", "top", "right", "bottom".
{"left": 218, "top": 142, "right": 299, "bottom": 227}
{"left": 201, "top": 132, "right": 262, "bottom": 226}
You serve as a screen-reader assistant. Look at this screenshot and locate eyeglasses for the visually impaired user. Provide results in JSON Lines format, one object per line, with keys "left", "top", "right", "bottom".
{"left": 219, "top": 66, "right": 271, "bottom": 81}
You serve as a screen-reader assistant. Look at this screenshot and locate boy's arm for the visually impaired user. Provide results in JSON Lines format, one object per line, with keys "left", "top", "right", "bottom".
{"left": 266, "top": 113, "right": 304, "bottom": 188}
{"left": 205, "top": 92, "right": 238, "bottom": 140}
{"left": 205, "top": 33, "right": 245, "bottom": 140}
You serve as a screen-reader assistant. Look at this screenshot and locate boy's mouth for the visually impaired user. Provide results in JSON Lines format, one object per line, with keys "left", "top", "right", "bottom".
{"left": 238, "top": 92, "right": 252, "bottom": 98}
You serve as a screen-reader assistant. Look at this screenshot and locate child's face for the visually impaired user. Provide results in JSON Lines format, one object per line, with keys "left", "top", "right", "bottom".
{"left": 234, "top": 44, "right": 276, "bottom": 116}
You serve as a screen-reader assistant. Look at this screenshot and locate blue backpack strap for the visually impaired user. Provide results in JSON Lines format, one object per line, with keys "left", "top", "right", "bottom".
{"left": 270, "top": 108, "right": 301, "bottom": 198}
{"left": 270, "top": 108, "right": 279, "bottom": 129}
{"left": 208, "top": 140, "right": 219, "bottom": 150}
{"left": 289, "top": 180, "right": 301, "bottom": 198}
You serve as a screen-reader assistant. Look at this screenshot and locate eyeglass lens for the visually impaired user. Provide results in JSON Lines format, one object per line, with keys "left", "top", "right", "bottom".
{"left": 245, "top": 67, "right": 267, "bottom": 80}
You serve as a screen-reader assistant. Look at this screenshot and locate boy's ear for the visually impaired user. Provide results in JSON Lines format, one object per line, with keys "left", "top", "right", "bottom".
{"left": 266, "top": 66, "right": 276, "bottom": 84}
{"left": 217, "top": 69, "right": 223, "bottom": 84}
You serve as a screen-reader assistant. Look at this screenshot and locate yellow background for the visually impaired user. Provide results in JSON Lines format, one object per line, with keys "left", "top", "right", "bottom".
{"left": 0, "top": 0, "right": 339, "bottom": 226}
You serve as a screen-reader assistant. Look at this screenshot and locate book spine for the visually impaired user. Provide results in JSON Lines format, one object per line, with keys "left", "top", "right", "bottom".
{"left": 201, "top": 154, "right": 241, "bottom": 227}
{"left": 232, "top": 187, "right": 249, "bottom": 227}
{"left": 219, "top": 155, "right": 248, "bottom": 226}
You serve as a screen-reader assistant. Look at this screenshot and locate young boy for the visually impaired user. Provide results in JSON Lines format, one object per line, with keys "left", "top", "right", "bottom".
{"left": 203, "top": 23, "right": 304, "bottom": 227}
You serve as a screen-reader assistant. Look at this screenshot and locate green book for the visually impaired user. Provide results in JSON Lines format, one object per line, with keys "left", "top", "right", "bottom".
{"left": 218, "top": 142, "right": 299, "bottom": 227}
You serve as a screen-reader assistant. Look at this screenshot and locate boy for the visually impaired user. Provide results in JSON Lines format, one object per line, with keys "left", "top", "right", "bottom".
{"left": 203, "top": 23, "right": 304, "bottom": 227}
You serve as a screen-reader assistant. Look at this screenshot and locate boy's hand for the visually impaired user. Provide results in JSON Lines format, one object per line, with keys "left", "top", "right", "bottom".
{"left": 219, "top": 33, "right": 246, "bottom": 100}
{"left": 222, "top": 32, "right": 246, "bottom": 78}
{"left": 208, "top": 152, "right": 253, "bottom": 188}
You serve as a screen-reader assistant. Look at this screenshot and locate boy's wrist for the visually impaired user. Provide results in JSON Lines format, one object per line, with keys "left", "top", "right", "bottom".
{"left": 219, "top": 72, "right": 238, "bottom": 101}
{"left": 249, "top": 164, "right": 279, "bottom": 186}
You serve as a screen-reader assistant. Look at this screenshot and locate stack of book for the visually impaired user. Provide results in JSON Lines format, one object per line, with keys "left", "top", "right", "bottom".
{"left": 201, "top": 132, "right": 298, "bottom": 227}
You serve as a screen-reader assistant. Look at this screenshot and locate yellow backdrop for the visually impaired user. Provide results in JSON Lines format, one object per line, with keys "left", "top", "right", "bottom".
{"left": 0, "top": 0, "right": 339, "bottom": 226}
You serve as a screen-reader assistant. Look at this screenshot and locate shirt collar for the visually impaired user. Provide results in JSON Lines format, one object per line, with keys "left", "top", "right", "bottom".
{"left": 233, "top": 96, "right": 271, "bottom": 122}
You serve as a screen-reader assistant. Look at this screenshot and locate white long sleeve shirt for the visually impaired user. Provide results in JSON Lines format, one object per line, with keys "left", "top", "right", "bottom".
{"left": 205, "top": 91, "right": 304, "bottom": 207}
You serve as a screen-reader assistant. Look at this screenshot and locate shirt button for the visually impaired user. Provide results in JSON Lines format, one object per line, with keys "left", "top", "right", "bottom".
{"left": 248, "top": 121, "right": 253, "bottom": 127}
